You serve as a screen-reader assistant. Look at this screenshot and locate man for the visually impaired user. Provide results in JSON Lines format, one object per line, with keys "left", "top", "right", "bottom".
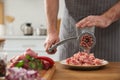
{"left": 44, "top": 0, "right": 120, "bottom": 61}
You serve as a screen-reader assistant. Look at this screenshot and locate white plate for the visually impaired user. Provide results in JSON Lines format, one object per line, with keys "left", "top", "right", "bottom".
{"left": 60, "top": 60, "right": 109, "bottom": 70}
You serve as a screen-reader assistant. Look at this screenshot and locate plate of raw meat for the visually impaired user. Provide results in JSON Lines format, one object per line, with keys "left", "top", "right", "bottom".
{"left": 60, "top": 51, "right": 109, "bottom": 70}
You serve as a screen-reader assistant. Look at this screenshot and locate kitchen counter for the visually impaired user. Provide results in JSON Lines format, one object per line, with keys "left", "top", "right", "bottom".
{"left": 52, "top": 62, "right": 120, "bottom": 80}
{"left": 4, "top": 35, "right": 46, "bottom": 40}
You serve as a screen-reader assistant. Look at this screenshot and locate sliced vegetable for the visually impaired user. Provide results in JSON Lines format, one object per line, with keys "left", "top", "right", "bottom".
{"left": 6, "top": 67, "right": 41, "bottom": 80}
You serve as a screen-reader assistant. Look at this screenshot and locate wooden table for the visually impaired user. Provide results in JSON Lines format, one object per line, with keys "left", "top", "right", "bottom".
{"left": 52, "top": 62, "right": 120, "bottom": 80}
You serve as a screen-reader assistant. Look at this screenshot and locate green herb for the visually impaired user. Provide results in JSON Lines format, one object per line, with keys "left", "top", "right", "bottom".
{"left": 15, "top": 60, "right": 24, "bottom": 68}
{"left": 36, "top": 59, "right": 43, "bottom": 70}
{"left": 26, "top": 55, "right": 35, "bottom": 61}
{"left": 28, "top": 61, "right": 36, "bottom": 69}
{"left": 15, "top": 55, "right": 44, "bottom": 70}
{"left": 28, "top": 58, "right": 43, "bottom": 70}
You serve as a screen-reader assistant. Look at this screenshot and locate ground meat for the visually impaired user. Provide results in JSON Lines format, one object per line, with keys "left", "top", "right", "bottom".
{"left": 80, "top": 33, "right": 94, "bottom": 49}
{"left": 66, "top": 51, "right": 103, "bottom": 66}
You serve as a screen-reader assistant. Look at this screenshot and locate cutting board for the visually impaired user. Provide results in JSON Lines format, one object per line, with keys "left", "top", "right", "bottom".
{"left": 41, "top": 65, "right": 56, "bottom": 80}
{"left": 0, "top": 2, "right": 4, "bottom": 24}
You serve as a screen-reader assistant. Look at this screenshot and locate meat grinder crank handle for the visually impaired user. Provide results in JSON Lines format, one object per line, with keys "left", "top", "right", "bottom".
{"left": 48, "top": 37, "right": 77, "bottom": 53}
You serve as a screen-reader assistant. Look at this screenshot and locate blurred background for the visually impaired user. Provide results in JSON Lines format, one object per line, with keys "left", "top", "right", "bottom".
{"left": 0, "top": 0, "right": 65, "bottom": 61}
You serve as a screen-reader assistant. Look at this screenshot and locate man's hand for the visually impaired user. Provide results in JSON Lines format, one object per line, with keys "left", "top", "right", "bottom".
{"left": 44, "top": 0, "right": 59, "bottom": 54}
{"left": 44, "top": 32, "right": 59, "bottom": 54}
{"left": 76, "top": 15, "right": 112, "bottom": 28}
{"left": 76, "top": 1, "right": 120, "bottom": 28}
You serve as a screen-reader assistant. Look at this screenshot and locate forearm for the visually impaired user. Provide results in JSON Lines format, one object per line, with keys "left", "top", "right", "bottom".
{"left": 44, "top": 0, "right": 59, "bottom": 34}
{"left": 102, "top": 1, "right": 120, "bottom": 23}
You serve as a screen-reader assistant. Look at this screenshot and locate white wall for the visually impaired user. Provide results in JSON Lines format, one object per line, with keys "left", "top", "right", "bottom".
{"left": 4, "top": 0, "right": 65, "bottom": 35}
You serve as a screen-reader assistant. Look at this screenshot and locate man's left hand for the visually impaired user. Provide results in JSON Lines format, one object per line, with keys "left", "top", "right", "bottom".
{"left": 76, "top": 15, "right": 112, "bottom": 28}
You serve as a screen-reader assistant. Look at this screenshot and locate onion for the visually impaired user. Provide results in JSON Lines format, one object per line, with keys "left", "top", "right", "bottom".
{"left": 6, "top": 67, "right": 42, "bottom": 80}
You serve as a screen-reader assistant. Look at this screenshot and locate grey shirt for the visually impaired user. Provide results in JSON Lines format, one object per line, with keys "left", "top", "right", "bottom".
{"left": 58, "top": 0, "right": 120, "bottom": 61}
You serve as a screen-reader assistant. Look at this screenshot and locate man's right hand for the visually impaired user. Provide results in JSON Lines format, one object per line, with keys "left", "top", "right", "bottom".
{"left": 44, "top": 32, "right": 59, "bottom": 54}
{"left": 44, "top": 0, "right": 59, "bottom": 54}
